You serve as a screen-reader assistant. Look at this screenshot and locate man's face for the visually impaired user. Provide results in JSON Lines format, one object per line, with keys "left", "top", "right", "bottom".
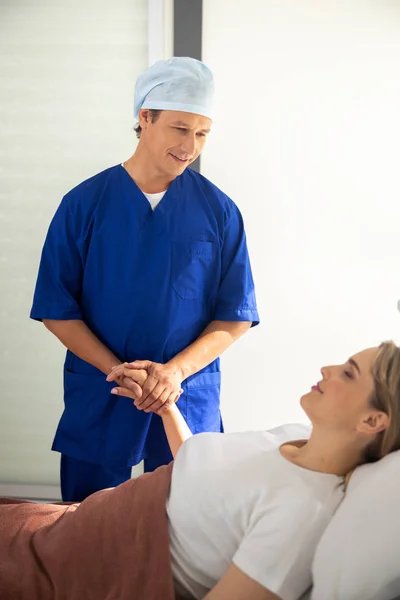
{"left": 138, "top": 109, "right": 212, "bottom": 178}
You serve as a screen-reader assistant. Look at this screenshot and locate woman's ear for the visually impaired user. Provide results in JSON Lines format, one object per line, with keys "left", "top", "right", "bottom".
{"left": 358, "top": 411, "right": 389, "bottom": 435}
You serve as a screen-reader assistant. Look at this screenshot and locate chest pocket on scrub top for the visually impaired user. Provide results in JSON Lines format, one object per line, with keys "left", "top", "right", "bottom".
{"left": 172, "top": 240, "right": 216, "bottom": 300}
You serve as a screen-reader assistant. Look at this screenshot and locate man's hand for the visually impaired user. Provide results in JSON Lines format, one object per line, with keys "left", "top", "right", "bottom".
{"left": 107, "top": 365, "right": 148, "bottom": 401}
{"left": 108, "top": 360, "right": 183, "bottom": 414}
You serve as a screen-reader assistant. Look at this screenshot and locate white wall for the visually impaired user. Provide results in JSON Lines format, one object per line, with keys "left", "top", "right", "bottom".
{"left": 1, "top": 0, "right": 399, "bottom": 492}
{"left": 0, "top": 0, "right": 150, "bottom": 488}
{"left": 202, "top": 1, "right": 400, "bottom": 432}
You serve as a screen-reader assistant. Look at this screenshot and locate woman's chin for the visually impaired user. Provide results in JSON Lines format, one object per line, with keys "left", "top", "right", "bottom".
{"left": 299, "top": 394, "right": 314, "bottom": 419}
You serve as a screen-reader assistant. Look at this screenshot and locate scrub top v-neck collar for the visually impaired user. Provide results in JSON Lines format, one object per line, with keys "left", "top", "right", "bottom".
{"left": 119, "top": 163, "right": 181, "bottom": 220}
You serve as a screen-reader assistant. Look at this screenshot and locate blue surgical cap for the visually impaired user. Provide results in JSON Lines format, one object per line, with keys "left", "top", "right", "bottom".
{"left": 134, "top": 57, "right": 215, "bottom": 120}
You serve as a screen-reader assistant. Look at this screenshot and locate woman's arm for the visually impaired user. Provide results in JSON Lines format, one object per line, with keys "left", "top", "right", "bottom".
{"left": 160, "top": 403, "right": 193, "bottom": 458}
{"left": 108, "top": 365, "right": 193, "bottom": 458}
{"left": 204, "top": 564, "right": 281, "bottom": 600}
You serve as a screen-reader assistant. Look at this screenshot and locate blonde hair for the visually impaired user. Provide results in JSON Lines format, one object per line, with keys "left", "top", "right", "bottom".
{"left": 363, "top": 341, "right": 400, "bottom": 463}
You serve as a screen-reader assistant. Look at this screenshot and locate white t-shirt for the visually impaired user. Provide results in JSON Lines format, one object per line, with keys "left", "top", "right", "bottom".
{"left": 120, "top": 163, "right": 166, "bottom": 210}
{"left": 166, "top": 424, "right": 344, "bottom": 600}
{"left": 143, "top": 190, "right": 166, "bottom": 211}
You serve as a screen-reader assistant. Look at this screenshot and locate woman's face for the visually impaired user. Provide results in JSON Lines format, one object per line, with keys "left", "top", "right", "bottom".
{"left": 301, "top": 347, "right": 385, "bottom": 435}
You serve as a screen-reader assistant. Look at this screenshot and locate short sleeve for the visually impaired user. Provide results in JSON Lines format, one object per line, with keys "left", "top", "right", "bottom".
{"left": 232, "top": 500, "right": 330, "bottom": 600}
{"left": 30, "top": 196, "right": 84, "bottom": 321}
{"left": 213, "top": 205, "right": 260, "bottom": 326}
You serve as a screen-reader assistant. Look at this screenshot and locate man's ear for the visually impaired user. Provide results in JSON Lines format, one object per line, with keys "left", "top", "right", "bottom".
{"left": 358, "top": 411, "right": 389, "bottom": 435}
{"left": 138, "top": 109, "right": 151, "bottom": 129}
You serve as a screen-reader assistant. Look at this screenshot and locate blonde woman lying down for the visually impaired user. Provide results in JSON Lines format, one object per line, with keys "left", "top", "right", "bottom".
{"left": 1, "top": 342, "right": 400, "bottom": 600}
{"left": 106, "top": 341, "right": 400, "bottom": 600}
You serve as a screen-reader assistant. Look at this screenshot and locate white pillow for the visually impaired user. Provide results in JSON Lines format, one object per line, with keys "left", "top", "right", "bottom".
{"left": 311, "top": 450, "right": 400, "bottom": 600}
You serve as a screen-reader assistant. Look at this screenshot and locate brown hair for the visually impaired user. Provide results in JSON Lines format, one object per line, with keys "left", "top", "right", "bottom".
{"left": 363, "top": 341, "right": 400, "bottom": 462}
{"left": 134, "top": 109, "right": 162, "bottom": 139}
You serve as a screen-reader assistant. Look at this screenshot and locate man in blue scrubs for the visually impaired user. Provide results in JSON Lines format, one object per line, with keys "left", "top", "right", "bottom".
{"left": 30, "top": 57, "right": 260, "bottom": 501}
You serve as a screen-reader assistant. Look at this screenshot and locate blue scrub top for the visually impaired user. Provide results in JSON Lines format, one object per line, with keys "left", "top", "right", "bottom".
{"left": 30, "top": 166, "right": 260, "bottom": 466}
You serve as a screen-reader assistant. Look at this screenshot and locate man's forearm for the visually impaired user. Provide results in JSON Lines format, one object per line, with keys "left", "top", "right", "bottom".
{"left": 43, "top": 319, "right": 120, "bottom": 375}
{"left": 167, "top": 320, "right": 252, "bottom": 381}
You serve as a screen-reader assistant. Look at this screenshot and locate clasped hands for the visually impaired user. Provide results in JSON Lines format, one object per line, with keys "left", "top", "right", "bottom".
{"left": 106, "top": 360, "right": 183, "bottom": 415}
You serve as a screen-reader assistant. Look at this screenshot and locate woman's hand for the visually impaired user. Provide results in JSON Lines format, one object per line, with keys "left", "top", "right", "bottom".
{"left": 108, "top": 361, "right": 183, "bottom": 414}
{"left": 125, "top": 360, "right": 183, "bottom": 414}
{"left": 107, "top": 364, "right": 183, "bottom": 414}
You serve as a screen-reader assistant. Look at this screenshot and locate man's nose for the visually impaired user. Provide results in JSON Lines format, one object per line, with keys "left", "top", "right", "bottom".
{"left": 180, "top": 134, "right": 196, "bottom": 156}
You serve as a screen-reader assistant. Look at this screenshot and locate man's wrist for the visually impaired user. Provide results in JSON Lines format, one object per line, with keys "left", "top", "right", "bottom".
{"left": 165, "top": 359, "right": 187, "bottom": 382}
{"left": 101, "top": 356, "right": 121, "bottom": 376}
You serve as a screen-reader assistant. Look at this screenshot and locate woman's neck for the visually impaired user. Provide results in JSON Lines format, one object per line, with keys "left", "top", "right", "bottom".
{"left": 123, "top": 149, "right": 173, "bottom": 194}
{"left": 281, "top": 428, "right": 363, "bottom": 476}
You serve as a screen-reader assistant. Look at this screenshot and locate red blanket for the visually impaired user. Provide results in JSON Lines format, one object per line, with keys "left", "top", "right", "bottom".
{"left": 0, "top": 463, "right": 175, "bottom": 600}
